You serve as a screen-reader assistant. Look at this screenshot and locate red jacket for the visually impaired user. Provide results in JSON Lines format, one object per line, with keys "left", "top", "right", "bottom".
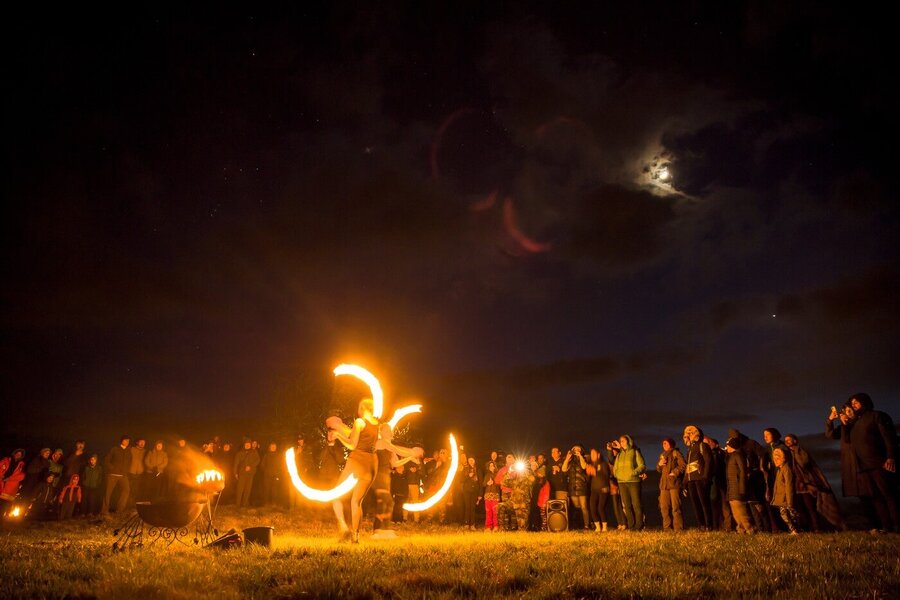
{"left": 0, "top": 457, "right": 26, "bottom": 501}
{"left": 58, "top": 476, "right": 82, "bottom": 504}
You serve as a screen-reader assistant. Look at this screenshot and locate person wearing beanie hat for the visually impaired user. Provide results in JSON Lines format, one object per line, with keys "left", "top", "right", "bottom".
{"left": 763, "top": 428, "right": 789, "bottom": 532}
{"left": 656, "top": 437, "right": 686, "bottom": 531}
{"left": 48, "top": 449, "right": 65, "bottom": 490}
{"left": 727, "top": 429, "right": 771, "bottom": 532}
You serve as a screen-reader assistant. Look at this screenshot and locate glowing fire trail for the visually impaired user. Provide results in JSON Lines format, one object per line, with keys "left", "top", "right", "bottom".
{"left": 387, "top": 404, "right": 422, "bottom": 431}
{"left": 333, "top": 364, "right": 384, "bottom": 419}
{"left": 402, "top": 433, "right": 459, "bottom": 512}
{"left": 286, "top": 447, "right": 358, "bottom": 502}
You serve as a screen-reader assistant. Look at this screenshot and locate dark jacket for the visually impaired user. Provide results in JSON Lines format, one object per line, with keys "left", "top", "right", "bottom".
{"left": 104, "top": 445, "right": 131, "bottom": 476}
{"left": 565, "top": 456, "right": 590, "bottom": 496}
{"left": 685, "top": 440, "right": 711, "bottom": 482}
{"left": 770, "top": 462, "right": 793, "bottom": 507}
{"left": 849, "top": 405, "right": 897, "bottom": 472}
{"left": 725, "top": 450, "right": 748, "bottom": 501}
{"left": 656, "top": 448, "right": 686, "bottom": 490}
{"left": 825, "top": 418, "right": 868, "bottom": 497}
{"left": 233, "top": 448, "right": 260, "bottom": 477}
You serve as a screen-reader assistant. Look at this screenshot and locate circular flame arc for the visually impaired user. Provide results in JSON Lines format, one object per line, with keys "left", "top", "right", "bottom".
{"left": 286, "top": 447, "right": 358, "bottom": 502}
{"left": 387, "top": 404, "right": 422, "bottom": 430}
{"left": 402, "top": 433, "right": 459, "bottom": 512}
{"left": 333, "top": 364, "right": 384, "bottom": 419}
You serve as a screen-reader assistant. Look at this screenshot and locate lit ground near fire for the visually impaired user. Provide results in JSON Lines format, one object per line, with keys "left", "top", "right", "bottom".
{"left": 1, "top": 506, "right": 898, "bottom": 598}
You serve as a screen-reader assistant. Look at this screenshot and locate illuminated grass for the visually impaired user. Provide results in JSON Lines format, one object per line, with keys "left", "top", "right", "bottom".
{"left": 1, "top": 506, "right": 898, "bottom": 598}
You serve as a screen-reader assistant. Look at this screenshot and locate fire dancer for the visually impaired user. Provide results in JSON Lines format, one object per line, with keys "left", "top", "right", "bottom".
{"left": 328, "top": 398, "right": 380, "bottom": 543}
{"left": 372, "top": 423, "right": 421, "bottom": 537}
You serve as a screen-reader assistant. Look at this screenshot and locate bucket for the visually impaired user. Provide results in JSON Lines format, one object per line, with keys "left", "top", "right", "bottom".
{"left": 243, "top": 526, "right": 275, "bottom": 547}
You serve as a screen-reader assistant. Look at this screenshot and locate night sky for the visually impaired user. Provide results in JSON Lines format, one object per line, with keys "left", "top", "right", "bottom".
{"left": 4, "top": 4, "right": 898, "bottom": 455}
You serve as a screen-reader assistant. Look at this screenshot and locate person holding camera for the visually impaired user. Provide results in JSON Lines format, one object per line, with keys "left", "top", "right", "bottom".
{"left": 613, "top": 435, "right": 646, "bottom": 530}
{"left": 562, "top": 444, "right": 590, "bottom": 529}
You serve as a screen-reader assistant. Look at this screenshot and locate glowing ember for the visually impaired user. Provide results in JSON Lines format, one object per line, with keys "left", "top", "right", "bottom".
{"left": 286, "top": 447, "right": 358, "bottom": 502}
{"left": 387, "top": 404, "right": 422, "bottom": 430}
{"left": 195, "top": 469, "right": 223, "bottom": 484}
{"left": 333, "top": 364, "right": 384, "bottom": 419}
{"left": 402, "top": 433, "right": 460, "bottom": 512}
{"left": 9, "top": 506, "right": 22, "bottom": 518}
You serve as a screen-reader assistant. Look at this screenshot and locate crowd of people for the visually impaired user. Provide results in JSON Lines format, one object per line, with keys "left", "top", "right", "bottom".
{"left": 0, "top": 393, "right": 896, "bottom": 538}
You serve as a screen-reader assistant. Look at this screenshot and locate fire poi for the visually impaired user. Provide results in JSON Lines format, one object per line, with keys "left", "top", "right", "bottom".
{"left": 284, "top": 364, "right": 458, "bottom": 541}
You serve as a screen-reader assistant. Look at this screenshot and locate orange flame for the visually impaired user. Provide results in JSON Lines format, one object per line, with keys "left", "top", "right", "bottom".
{"left": 195, "top": 469, "right": 223, "bottom": 484}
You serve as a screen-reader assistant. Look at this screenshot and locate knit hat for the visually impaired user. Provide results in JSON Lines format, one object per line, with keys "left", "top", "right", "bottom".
{"left": 54, "top": 448, "right": 64, "bottom": 455}
{"left": 727, "top": 428, "right": 740, "bottom": 440}
{"left": 726, "top": 438, "right": 740, "bottom": 450}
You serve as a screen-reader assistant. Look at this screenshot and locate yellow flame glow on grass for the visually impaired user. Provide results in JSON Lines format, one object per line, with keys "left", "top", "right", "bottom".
{"left": 402, "top": 433, "right": 459, "bottom": 512}
{"left": 286, "top": 447, "right": 358, "bottom": 502}
{"left": 387, "top": 404, "right": 422, "bottom": 430}
{"left": 333, "top": 364, "right": 384, "bottom": 419}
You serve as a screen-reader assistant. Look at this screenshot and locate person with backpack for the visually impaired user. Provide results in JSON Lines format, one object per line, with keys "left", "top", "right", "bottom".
{"left": 613, "top": 435, "right": 646, "bottom": 530}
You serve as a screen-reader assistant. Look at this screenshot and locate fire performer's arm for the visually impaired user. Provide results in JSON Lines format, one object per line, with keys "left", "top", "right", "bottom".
{"left": 333, "top": 418, "right": 364, "bottom": 451}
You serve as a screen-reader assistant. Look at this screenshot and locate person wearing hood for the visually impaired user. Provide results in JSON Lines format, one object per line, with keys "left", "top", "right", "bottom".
{"left": 724, "top": 439, "right": 755, "bottom": 533}
{"left": 0, "top": 449, "right": 27, "bottom": 511}
{"left": 656, "top": 438, "right": 686, "bottom": 531}
{"left": 613, "top": 435, "right": 646, "bottom": 530}
{"left": 57, "top": 473, "right": 82, "bottom": 520}
{"left": 770, "top": 447, "right": 800, "bottom": 534}
{"left": 848, "top": 393, "right": 898, "bottom": 533}
{"left": 683, "top": 425, "right": 713, "bottom": 530}
{"left": 784, "top": 434, "right": 846, "bottom": 531}
{"left": 728, "top": 428, "right": 771, "bottom": 532}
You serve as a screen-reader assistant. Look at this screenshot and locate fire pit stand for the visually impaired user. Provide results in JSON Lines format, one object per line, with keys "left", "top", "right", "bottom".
{"left": 112, "top": 470, "right": 224, "bottom": 551}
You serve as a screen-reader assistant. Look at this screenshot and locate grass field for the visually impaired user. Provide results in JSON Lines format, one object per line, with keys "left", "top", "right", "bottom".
{"left": 1, "top": 506, "right": 898, "bottom": 599}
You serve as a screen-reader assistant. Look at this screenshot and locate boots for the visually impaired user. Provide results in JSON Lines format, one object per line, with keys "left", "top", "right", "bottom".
{"left": 601, "top": 522, "right": 608, "bottom": 532}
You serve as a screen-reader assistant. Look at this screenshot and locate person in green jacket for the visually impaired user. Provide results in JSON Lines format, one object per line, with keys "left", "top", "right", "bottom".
{"left": 613, "top": 435, "right": 646, "bottom": 530}
{"left": 80, "top": 454, "right": 103, "bottom": 516}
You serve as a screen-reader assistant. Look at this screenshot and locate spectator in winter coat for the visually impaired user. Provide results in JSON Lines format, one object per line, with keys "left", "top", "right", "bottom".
{"left": 128, "top": 438, "right": 147, "bottom": 503}
{"left": 683, "top": 425, "right": 713, "bottom": 530}
{"left": 848, "top": 393, "right": 898, "bottom": 533}
{"left": 724, "top": 439, "right": 755, "bottom": 533}
{"left": 656, "top": 438, "right": 685, "bottom": 531}
{"left": 461, "top": 456, "right": 481, "bottom": 530}
{"left": 613, "top": 435, "right": 646, "bottom": 531}
{"left": 33, "top": 473, "right": 59, "bottom": 519}
{"left": 57, "top": 474, "right": 82, "bottom": 520}
{"left": 233, "top": 439, "right": 260, "bottom": 508}
{"left": 24, "top": 448, "right": 51, "bottom": 496}
{"left": 101, "top": 436, "right": 131, "bottom": 516}
{"left": 0, "top": 449, "right": 27, "bottom": 516}
{"left": 563, "top": 444, "right": 590, "bottom": 529}
{"left": 48, "top": 449, "right": 64, "bottom": 491}
{"left": 259, "top": 442, "right": 285, "bottom": 507}
{"left": 705, "top": 437, "right": 732, "bottom": 531}
{"left": 728, "top": 428, "right": 771, "bottom": 532}
{"left": 763, "top": 428, "right": 789, "bottom": 532}
{"left": 547, "top": 447, "right": 568, "bottom": 501}
{"left": 825, "top": 403, "right": 868, "bottom": 499}
{"left": 784, "top": 434, "right": 846, "bottom": 531}
{"left": 81, "top": 454, "right": 103, "bottom": 516}
{"left": 143, "top": 441, "right": 168, "bottom": 500}
{"left": 770, "top": 447, "right": 800, "bottom": 534}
